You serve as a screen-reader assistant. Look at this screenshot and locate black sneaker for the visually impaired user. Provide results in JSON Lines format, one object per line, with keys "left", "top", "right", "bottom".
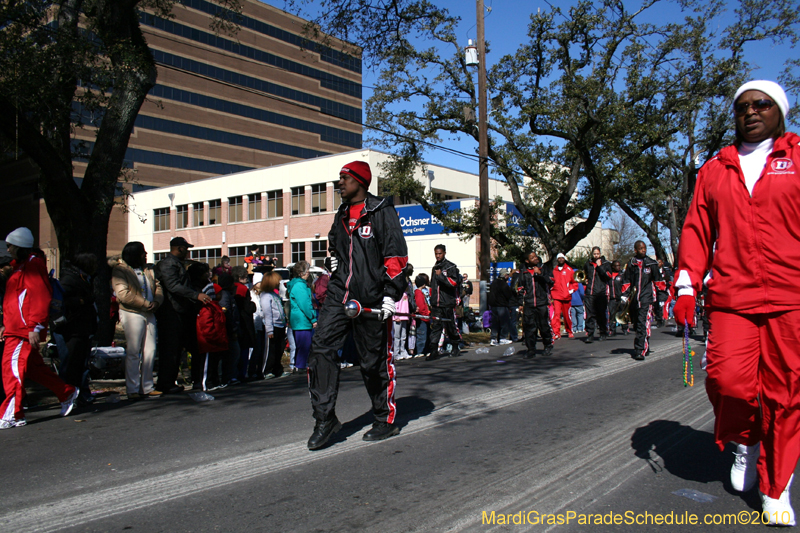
{"left": 307, "top": 417, "right": 342, "bottom": 450}
{"left": 599, "top": 335, "right": 607, "bottom": 341}
{"left": 585, "top": 336, "right": 594, "bottom": 344}
{"left": 363, "top": 421, "right": 400, "bottom": 442}
{"left": 633, "top": 353, "right": 645, "bottom": 361}
{"left": 523, "top": 350, "right": 535, "bottom": 359}
{"left": 425, "top": 352, "right": 440, "bottom": 362}
{"left": 543, "top": 345, "right": 553, "bottom": 357}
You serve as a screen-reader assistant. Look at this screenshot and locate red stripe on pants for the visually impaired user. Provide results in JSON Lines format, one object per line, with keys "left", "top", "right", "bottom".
{"left": 705, "top": 309, "right": 800, "bottom": 499}
{"left": 1, "top": 337, "right": 74, "bottom": 421}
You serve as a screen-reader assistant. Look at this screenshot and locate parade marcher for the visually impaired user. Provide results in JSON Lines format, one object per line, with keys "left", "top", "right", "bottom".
{"left": 550, "top": 253, "right": 576, "bottom": 340}
{"left": 583, "top": 247, "right": 611, "bottom": 343}
{"left": 427, "top": 244, "right": 462, "bottom": 360}
{"left": 112, "top": 242, "right": 163, "bottom": 398}
{"left": 0, "top": 243, "right": 13, "bottom": 403}
{"left": 154, "top": 237, "right": 212, "bottom": 393}
{"left": 656, "top": 258, "right": 673, "bottom": 327}
{"left": 606, "top": 261, "right": 625, "bottom": 336}
{"left": 673, "top": 80, "right": 800, "bottom": 525}
{"left": 488, "top": 269, "right": 514, "bottom": 346}
{"left": 1, "top": 228, "right": 79, "bottom": 429}
{"left": 518, "top": 252, "right": 554, "bottom": 358}
{"left": 621, "top": 241, "right": 665, "bottom": 361}
{"left": 306, "top": 160, "right": 409, "bottom": 450}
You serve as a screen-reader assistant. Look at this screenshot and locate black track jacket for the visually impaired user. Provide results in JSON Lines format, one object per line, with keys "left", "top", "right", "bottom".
{"left": 621, "top": 256, "right": 666, "bottom": 306}
{"left": 584, "top": 259, "right": 611, "bottom": 296}
{"left": 430, "top": 258, "right": 460, "bottom": 308}
{"left": 519, "top": 264, "right": 554, "bottom": 308}
{"left": 326, "top": 193, "right": 409, "bottom": 307}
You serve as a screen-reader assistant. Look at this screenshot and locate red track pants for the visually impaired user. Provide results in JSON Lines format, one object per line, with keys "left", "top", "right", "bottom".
{"left": 1, "top": 336, "right": 75, "bottom": 422}
{"left": 705, "top": 309, "right": 800, "bottom": 499}
{"left": 551, "top": 300, "right": 572, "bottom": 337}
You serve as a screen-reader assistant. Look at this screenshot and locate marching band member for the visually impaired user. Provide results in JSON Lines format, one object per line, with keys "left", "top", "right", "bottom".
{"left": 674, "top": 80, "right": 800, "bottom": 525}
{"left": 620, "top": 241, "right": 665, "bottom": 361}
{"left": 583, "top": 247, "right": 611, "bottom": 343}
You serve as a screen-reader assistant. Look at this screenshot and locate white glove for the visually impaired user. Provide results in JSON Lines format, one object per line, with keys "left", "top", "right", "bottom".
{"left": 380, "top": 296, "right": 396, "bottom": 321}
{"left": 620, "top": 295, "right": 628, "bottom": 304}
{"left": 328, "top": 256, "right": 338, "bottom": 272}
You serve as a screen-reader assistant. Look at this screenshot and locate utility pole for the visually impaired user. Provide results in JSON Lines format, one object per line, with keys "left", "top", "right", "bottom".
{"left": 477, "top": 0, "right": 491, "bottom": 312}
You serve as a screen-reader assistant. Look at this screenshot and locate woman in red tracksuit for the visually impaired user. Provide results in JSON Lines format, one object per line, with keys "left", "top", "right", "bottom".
{"left": 673, "top": 81, "right": 800, "bottom": 525}
{"left": 1, "top": 228, "right": 79, "bottom": 429}
{"left": 550, "top": 253, "right": 577, "bottom": 340}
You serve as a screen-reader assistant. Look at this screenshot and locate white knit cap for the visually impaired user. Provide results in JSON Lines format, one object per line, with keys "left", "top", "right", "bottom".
{"left": 556, "top": 253, "right": 567, "bottom": 260}
{"left": 733, "top": 80, "right": 790, "bottom": 119}
{"left": 5, "top": 227, "right": 34, "bottom": 248}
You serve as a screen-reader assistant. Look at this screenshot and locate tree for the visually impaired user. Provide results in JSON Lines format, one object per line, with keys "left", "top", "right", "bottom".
{"left": 0, "top": 0, "right": 240, "bottom": 342}
{"left": 610, "top": 0, "right": 800, "bottom": 263}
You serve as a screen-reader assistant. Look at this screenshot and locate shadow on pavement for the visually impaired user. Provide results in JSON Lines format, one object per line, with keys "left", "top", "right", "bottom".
{"left": 630, "top": 420, "right": 761, "bottom": 511}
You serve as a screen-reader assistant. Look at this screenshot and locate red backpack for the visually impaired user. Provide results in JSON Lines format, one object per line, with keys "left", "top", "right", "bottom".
{"left": 197, "top": 301, "right": 229, "bottom": 353}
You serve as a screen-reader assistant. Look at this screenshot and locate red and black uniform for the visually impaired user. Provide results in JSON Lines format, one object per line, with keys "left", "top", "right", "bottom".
{"left": 676, "top": 132, "right": 800, "bottom": 500}
{"left": 428, "top": 258, "right": 462, "bottom": 355}
{"left": 309, "top": 193, "right": 408, "bottom": 425}
{"left": 621, "top": 256, "right": 666, "bottom": 358}
{"left": 606, "top": 272, "right": 625, "bottom": 334}
{"left": 1, "top": 252, "right": 75, "bottom": 423}
{"left": 519, "top": 263, "right": 554, "bottom": 353}
{"left": 583, "top": 259, "right": 611, "bottom": 338}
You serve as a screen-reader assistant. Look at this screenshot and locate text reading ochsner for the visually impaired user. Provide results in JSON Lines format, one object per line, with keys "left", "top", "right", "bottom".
{"left": 481, "top": 510, "right": 794, "bottom": 526}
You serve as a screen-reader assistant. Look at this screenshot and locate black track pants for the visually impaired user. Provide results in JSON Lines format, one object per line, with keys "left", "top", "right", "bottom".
{"left": 584, "top": 293, "right": 608, "bottom": 337}
{"left": 308, "top": 298, "right": 396, "bottom": 424}
{"left": 523, "top": 305, "right": 552, "bottom": 352}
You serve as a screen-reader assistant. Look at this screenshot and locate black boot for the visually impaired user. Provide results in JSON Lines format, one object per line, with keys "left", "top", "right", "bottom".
{"left": 585, "top": 336, "right": 594, "bottom": 344}
{"left": 307, "top": 417, "right": 342, "bottom": 450}
{"left": 363, "top": 421, "right": 400, "bottom": 441}
{"left": 543, "top": 345, "right": 553, "bottom": 356}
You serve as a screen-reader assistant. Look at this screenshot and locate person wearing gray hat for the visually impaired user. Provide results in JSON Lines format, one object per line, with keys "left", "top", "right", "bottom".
{"left": 1, "top": 229, "right": 80, "bottom": 429}
{"left": 673, "top": 80, "right": 799, "bottom": 525}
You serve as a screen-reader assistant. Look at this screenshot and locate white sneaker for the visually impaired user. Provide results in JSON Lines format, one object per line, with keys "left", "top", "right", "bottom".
{"left": 761, "top": 474, "right": 795, "bottom": 526}
{"left": 61, "top": 387, "right": 80, "bottom": 417}
{"left": 499, "top": 339, "right": 512, "bottom": 345}
{"left": 731, "top": 443, "right": 759, "bottom": 492}
{"left": 490, "top": 339, "right": 498, "bottom": 346}
{"left": 0, "top": 418, "right": 26, "bottom": 429}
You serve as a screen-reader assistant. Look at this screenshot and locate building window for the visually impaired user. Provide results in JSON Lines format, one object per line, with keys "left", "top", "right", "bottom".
{"left": 193, "top": 202, "right": 204, "bottom": 226}
{"left": 291, "top": 187, "right": 305, "bottom": 216}
{"left": 292, "top": 242, "right": 306, "bottom": 263}
{"left": 153, "top": 252, "right": 170, "bottom": 262}
{"left": 208, "top": 199, "right": 221, "bottom": 225}
{"left": 333, "top": 182, "right": 343, "bottom": 210}
{"left": 311, "top": 183, "right": 327, "bottom": 213}
{"left": 189, "top": 248, "right": 222, "bottom": 266}
{"left": 311, "top": 240, "right": 327, "bottom": 268}
{"left": 176, "top": 204, "right": 189, "bottom": 229}
{"left": 229, "top": 196, "right": 243, "bottom": 223}
{"left": 248, "top": 193, "right": 262, "bottom": 221}
{"left": 228, "top": 246, "right": 247, "bottom": 267}
{"left": 266, "top": 190, "right": 283, "bottom": 218}
{"left": 153, "top": 207, "right": 170, "bottom": 232}
{"left": 264, "top": 243, "right": 283, "bottom": 267}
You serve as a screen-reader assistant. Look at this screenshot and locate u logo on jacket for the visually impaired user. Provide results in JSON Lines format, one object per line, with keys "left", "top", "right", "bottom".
{"left": 358, "top": 224, "right": 373, "bottom": 239}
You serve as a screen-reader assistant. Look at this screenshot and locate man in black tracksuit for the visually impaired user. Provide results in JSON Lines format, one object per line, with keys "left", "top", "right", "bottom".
{"left": 656, "top": 259, "right": 673, "bottom": 327}
{"left": 606, "top": 261, "right": 626, "bottom": 336}
{"left": 518, "top": 252, "right": 554, "bottom": 358}
{"left": 427, "top": 244, "right": 462, "bottom": 360}
{"left": 583, "top": 246, "right": 611, "bottom": 343}
{"left": 306, "top": 160, "right": 409, "bottom": 450}
{"left": 621, "top": 241, "right": 666, "bottom": 360}
{"left": 488, "top": 270, "right": 515, "bottom": 344}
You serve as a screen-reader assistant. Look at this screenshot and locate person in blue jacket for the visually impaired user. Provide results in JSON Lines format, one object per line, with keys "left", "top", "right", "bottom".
{"left": 287, "top": 261, "right": 317, "bottom": 371}
{"left": 570, "top": 275, "right": 585, "bottom": 333}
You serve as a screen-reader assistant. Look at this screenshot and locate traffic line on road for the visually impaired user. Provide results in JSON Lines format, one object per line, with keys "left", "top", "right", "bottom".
{"left": 1, "top": 340, "right": 686, "bottom": 533}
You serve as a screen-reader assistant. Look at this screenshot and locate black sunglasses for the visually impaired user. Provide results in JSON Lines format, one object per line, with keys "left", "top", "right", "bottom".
{"left": 734, "top": 99, "right": 775, "bottom": 115}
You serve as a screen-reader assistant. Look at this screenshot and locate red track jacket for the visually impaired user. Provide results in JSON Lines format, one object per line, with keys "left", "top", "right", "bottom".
{"left": 550, "top": 264, "right": 577, "bottom": 301}
{"left": 677, "top": 132, "right": 800, "bottom": 313}
{"left": 3, "top": 252, "right": 52, "bottom": 338}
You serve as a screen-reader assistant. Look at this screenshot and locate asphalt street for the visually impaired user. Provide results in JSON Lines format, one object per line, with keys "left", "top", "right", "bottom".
{"left": 0, "top": 325, "right": 787, "bottom": 532}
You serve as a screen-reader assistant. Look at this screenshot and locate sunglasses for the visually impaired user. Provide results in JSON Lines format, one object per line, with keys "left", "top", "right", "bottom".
{"left": 733, "top": 99, "right": 775, "bottom": 116}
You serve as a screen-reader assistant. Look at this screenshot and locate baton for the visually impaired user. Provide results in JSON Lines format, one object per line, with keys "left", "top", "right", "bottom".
{"left": 344, "top": 300, "right": 452, "bottom": 322}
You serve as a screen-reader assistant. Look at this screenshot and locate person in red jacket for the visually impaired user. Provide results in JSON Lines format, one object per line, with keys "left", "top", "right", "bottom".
{"left": 1, "top": 228, "right": 79, "bottom": 429}
{"left": 673, "top": 80, "right": 799, "bottom": 525}
{"left": 550, "top": 253, "right": 577, "bottom": 340}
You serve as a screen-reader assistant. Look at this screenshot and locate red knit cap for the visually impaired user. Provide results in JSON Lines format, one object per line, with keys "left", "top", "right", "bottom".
{"left": 340, "top": 161, "right": 372, "bottom": 189}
